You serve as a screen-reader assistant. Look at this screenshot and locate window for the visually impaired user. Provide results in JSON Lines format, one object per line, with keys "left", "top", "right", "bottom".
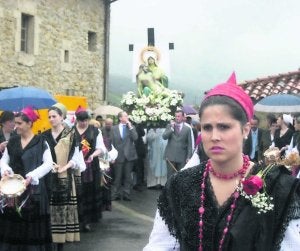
{"left": 21, "top": 13, "right": 34, "bottom": 54}
{"left": 64, "top": 50, "right": 69, "bottom": 63}
{"left": 88, "top": 31, "right": 97, "bottom": 52}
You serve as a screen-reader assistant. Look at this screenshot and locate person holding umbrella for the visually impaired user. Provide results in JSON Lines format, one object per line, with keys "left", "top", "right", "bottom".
{"left": 0, "top": 106, "right": 53, "bottom": 250}
{"left": 274, "top": 114, "right": 294, "bottom": 156}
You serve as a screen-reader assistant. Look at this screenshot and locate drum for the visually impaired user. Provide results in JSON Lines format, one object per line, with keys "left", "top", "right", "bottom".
{"left": 0, "top": 174, "right": 26, "bottom": 198}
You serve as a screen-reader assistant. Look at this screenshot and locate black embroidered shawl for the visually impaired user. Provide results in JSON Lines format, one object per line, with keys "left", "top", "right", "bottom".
{"left": 158, "top": 163, "right": 300, "bottom": 251}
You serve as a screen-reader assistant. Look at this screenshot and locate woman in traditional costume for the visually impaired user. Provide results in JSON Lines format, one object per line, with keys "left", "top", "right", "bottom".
{"left": 0, "top": 107, "right": 53, "bottom": 250}
{"left": 274, "top": 114, "right": 294, "bottom": 157}
{"left": 74, "top": 107, "right": 106, "bottom": 232}
{"left": 43, "top": 103, "right": 86, "bottom": 251}
{"left": 144, "top": 73, "right": 300, "bottom": 251}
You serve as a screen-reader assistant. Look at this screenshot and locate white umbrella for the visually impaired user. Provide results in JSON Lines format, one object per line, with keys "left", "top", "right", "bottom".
{"left": 93, "top": 105, "right": 122, "bottom": 116}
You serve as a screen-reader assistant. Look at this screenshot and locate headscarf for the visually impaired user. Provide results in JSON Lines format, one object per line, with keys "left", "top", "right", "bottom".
{"left": 204, "top": 72, "right": 253, "bottom": 121}
{"left": 283, "top": 114, "right": 293, "bottom": 125}
{"left": 21, "top": 106, "right": 39, "bottom": 122}
{"left": 52, "top": 103, "right": 67, "bottom": 119}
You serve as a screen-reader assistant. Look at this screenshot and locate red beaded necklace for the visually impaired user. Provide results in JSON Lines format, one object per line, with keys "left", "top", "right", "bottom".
{"left": 208, "top": 155, "right": 249, "bottom": 180}
{"left": 198, "top": 155, "right": 250, "bottom": 251}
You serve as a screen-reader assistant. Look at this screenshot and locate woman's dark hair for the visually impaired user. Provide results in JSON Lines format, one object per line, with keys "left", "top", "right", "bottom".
{"left": 0, "top": 111, "right": 14, "bottom": 125}
{"left": 76, "top": 111, "right": 89, "bottom": 121}
{"left": 15, "top": 112, "right": 31, "bottom": 123}
{"left": 48, "top": 107, "right": 63, "bottom": 117}
{"left": 269, "top": 117, "right": 277, "bottom": 125}
{"left": 266, "top": 113, "right": 276, "bottom": 126}
{"left": 199, "top": 96, "right": 248, "bottom": 126}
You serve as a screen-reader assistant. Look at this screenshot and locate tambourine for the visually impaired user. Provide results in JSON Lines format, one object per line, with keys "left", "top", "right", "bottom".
{"left": 0, "top": 174, "right": 26, "bottom": 198}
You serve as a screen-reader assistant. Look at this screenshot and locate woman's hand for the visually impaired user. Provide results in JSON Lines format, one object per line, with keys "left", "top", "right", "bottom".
{"left": 280, "top": 146, "right": 288, "bottom": 152}
{"left": 57, "top": 165, "right": 69, "bottom": 173}
{"left": 0, "top": 141, "right": 8, "bottom": 152}
{"left": 24, "top": 176, "right": 32, "bottom": 187}
{"left": 86, "top": 154, "right": 94, "bottom": 164}
{"left": 2, "top": 170, "right": 11, "bottom": 177}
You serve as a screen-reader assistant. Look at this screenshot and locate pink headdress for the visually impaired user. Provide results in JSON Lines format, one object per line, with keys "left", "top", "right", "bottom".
{"left": 21, "top": 106, "right": 39, "bottom": 122}
{"left": 204, "top": 72, "right": 253, "bottom": 121}
{"left": 75, "top": 106, "right": 86, "bottom": 115}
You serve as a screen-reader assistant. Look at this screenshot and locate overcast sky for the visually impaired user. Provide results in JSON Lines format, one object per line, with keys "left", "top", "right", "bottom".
{"left": 109, "top": 0, "right": 300, "bottom": 100}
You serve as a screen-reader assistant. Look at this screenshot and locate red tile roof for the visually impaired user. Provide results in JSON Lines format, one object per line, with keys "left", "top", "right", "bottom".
{"left": 239, "top": 69, "right": 300, "bottom": 101}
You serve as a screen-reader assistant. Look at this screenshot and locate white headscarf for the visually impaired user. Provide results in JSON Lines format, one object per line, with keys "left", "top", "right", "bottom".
{"left": 283, "top": 114, "right": 293, "bottom": 125}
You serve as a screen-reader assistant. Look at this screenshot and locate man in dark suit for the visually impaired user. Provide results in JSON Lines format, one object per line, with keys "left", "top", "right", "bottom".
{"left": 111, "top": 111, "right": 138, "bottom": 201}
{"left": 163, "top": 110, "right": 193, "bottom": 178}
{"left": 259, "top": 116, "right": 278, "bottom": 161}
{"left": 243, "top": 115, "right": 263, "bottom": 162}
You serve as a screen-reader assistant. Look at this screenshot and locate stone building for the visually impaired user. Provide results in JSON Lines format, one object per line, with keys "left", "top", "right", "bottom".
{"left": 0, "top": 0, "right": 111, "bottom": 109}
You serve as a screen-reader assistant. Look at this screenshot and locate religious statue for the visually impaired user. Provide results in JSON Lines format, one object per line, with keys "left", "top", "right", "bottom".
{"left": 147, "top": 56, "right": 168, "bottom": 88}
{"left": 136, "top": 64, "right": 170, "bottom": 97}
{"left": 136, "top": 46, "right": 171, "bottom": 97}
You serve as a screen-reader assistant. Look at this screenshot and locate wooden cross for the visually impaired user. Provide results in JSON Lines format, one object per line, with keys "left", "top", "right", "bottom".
{"left": 129, "top": 28, "right": 174, "bottom": 51}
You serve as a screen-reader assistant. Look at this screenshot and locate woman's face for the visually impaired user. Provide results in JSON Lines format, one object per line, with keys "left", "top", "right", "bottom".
{"left": 77, "top": 119, "right": 89, "bottom": 129}
{"left": 14, "top": 117, "right": 32, "bottom": 135}
{"left": 277, "top": 116, "right": 283, "bottom": 127}
{"left": 147, "top": 57, "right": 155, "bottom": 65}
{"left": 2, "top": 119, "right": 15, "bottom": 132}
{"left": 48, "top": 110, "right": 63, "bottom": 127}
{"left": 200, "top": 105, "right": 250, "bottom": 165}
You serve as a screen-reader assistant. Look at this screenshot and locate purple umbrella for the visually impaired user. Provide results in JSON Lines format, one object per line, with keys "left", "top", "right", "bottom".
{"left": 182, "top": 105, "right": 198, "bottom": 115}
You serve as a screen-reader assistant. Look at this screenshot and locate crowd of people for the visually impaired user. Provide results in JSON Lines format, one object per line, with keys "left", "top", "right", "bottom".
{"left": 0, "top": 73, "right": 300, "bottom": 250}
{"left": 0, "top": 104, "right": 118, "bottom": 250}
{"left": 144, "top": 73, "right": 300, "bottom": 251}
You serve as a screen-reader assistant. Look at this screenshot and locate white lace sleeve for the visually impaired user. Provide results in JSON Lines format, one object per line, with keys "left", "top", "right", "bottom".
{"left": 0, "top": 148, "right": 13, "bottom": 176}
{"left": 70, "top": 146, "right": 86, "bottom": 172}
{"left": 143, "top": 209, "right": 180, "bottom": 251}
{"left": 280, "top": 218, "right": 300, "bottom": 251}
{"left": 96, "top": 130, "right": 107, "bottom": 153}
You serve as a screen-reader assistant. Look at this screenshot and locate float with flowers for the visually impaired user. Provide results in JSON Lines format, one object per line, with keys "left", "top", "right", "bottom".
{"left": 121, "top": 46, "right": 184, "bottom": 128}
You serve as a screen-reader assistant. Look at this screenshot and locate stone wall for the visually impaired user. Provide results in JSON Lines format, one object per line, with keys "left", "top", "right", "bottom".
{"left": 0, "top": 0, "right": 108, "bottom": 109}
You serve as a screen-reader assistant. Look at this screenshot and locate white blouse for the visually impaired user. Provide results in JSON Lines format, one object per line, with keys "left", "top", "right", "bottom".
{"left": 144, "top": 209, "right": 300, "bottom": 251}
{"left": 0, "top": 142, "right": 53, "bottom": 185}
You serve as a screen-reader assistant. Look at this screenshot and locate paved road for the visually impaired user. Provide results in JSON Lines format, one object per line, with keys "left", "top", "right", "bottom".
{"left": 65, "top": 187, "right": 161, "bottom": 251}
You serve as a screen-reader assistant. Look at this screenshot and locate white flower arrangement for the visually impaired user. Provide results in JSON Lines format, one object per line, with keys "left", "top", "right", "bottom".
{"left": 239, "top": 188, "right": 274, "bottom": 214}
{"left": 121, "top": 90, "right": 183, "bottom": 128}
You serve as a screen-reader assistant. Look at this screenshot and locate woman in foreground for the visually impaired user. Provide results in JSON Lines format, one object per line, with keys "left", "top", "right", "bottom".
{"left": 144, "top": 73, "right": 300, "bottom": 251}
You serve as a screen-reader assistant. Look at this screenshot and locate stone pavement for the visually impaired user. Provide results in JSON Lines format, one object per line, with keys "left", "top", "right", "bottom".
{"left": 64, "top": 187, "right": 162, "bottom": 251}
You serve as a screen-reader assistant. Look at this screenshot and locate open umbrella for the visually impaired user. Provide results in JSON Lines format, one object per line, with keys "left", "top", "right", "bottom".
{"left": 182, "top": 104, "right": 198, "bottom": 115}
{"left": 254, "top": 94, "right": 300, "bottom": 113}
{"left": 93, "top": 105, "right": 123, "bottom": 116}
{"left": 0, "top": 86, "right": 57, "bottom": 111}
